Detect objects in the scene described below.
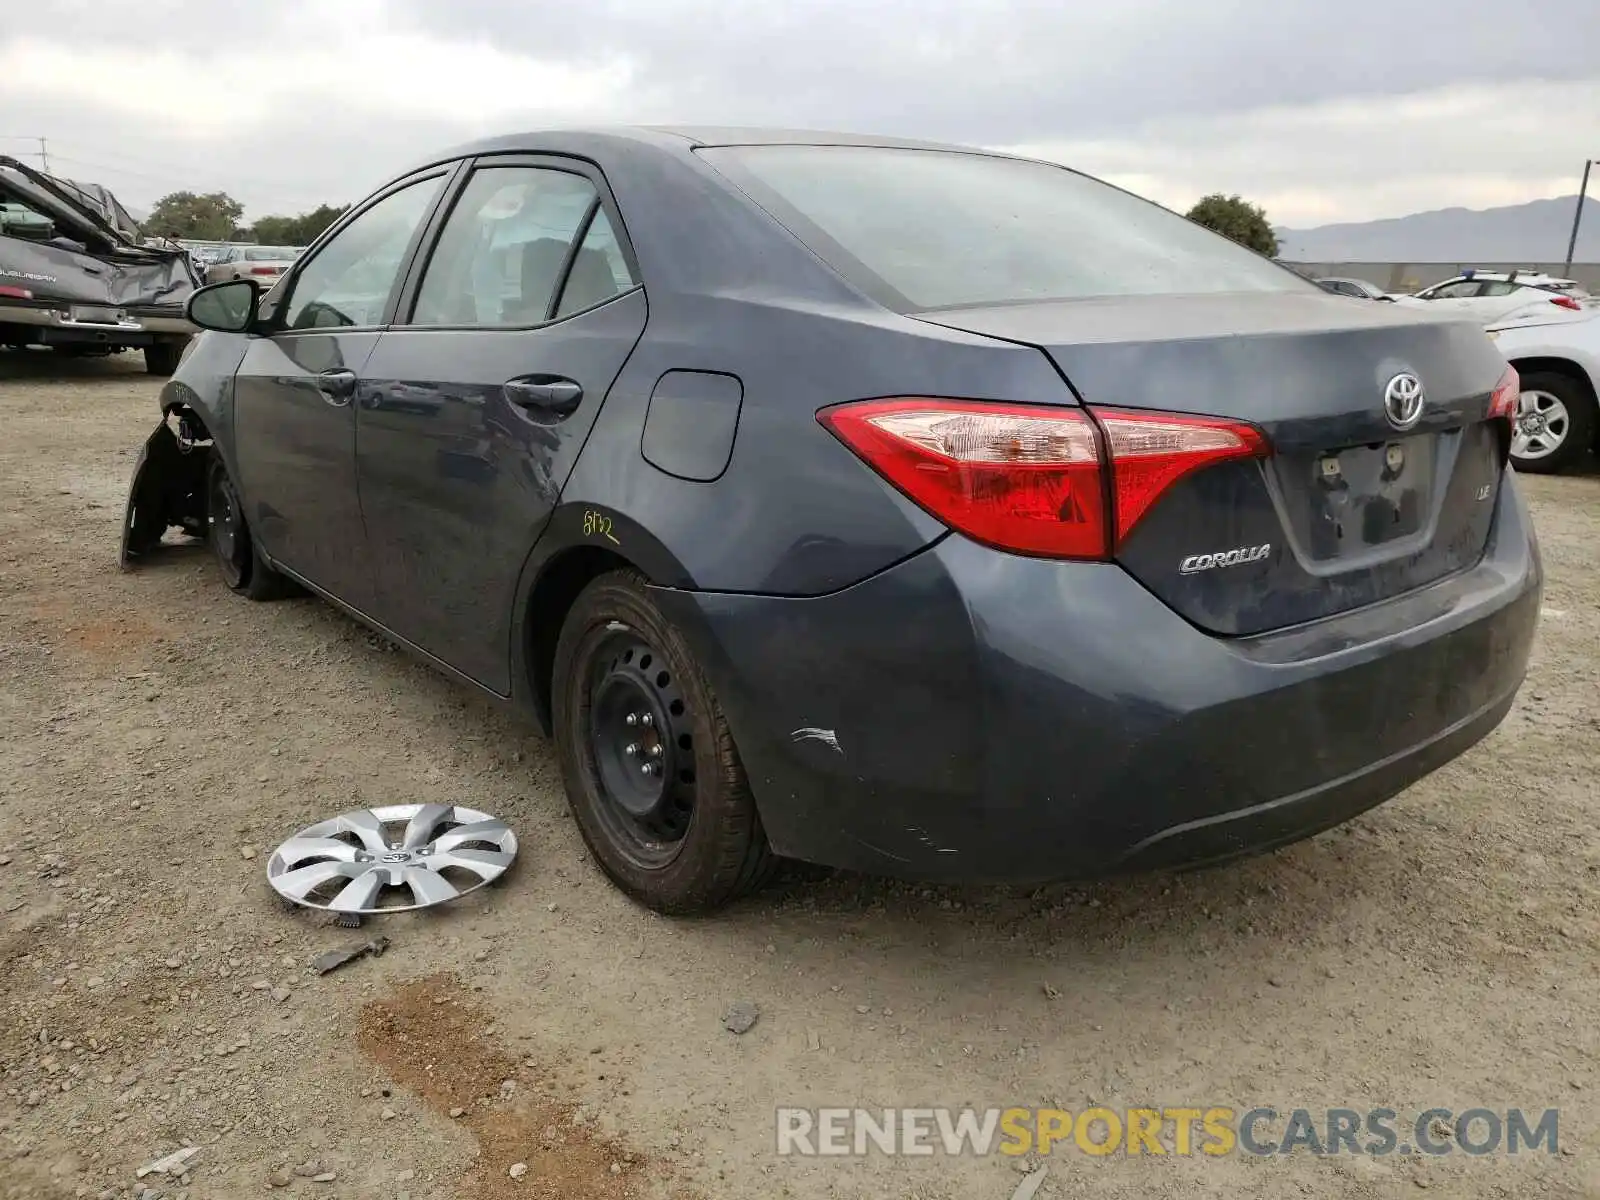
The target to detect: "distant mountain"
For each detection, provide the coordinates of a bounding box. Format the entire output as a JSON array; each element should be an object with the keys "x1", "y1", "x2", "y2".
[{"x1": 1277, "y1": 195, "x2": 1600, "y2": 263}]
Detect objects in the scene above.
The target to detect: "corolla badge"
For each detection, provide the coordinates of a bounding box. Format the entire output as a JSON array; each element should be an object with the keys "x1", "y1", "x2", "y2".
[
  {"x1": 1383, "y1": 372, "x2": 1425, "y2": 430},
  {"x1": 1179, "y1": 543, "x2": 1272, "y2": 574}
]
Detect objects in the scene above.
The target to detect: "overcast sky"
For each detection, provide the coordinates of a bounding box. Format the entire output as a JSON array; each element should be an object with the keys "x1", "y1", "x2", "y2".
[{"x1": 4, "y1": 0, "x2": 1597, "y2": 228}]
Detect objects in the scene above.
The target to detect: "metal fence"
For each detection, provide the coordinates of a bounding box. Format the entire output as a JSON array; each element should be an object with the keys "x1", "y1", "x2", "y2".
[{"x1": 1284, "y1": 261, "x2": 1600, "y2": 294}]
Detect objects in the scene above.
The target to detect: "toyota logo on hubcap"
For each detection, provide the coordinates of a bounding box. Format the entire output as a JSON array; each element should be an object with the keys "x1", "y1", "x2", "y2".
[{"x1": 1383, "y1": 372, "x2": 1425, "y2": 430}]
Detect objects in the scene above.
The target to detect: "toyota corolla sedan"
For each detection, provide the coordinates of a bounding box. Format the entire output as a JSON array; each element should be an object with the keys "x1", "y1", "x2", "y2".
[{"x1": 119, "y1": 128, "x2": 1540, "y2": 914}]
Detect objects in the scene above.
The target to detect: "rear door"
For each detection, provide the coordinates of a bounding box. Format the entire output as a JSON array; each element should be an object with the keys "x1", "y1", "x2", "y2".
[
  {"x1": 355, "y1": 156, "x2": 646, "y2": 691},
  {"x1": 920, "y1": 293, "x2": 1510, "y2": 634},
  {"x1": 233, "y1": 170, "x2": 451, "y2": 610}
]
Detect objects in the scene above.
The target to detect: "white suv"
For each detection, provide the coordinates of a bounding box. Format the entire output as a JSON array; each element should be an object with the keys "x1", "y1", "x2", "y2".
[
  {"x1": 1392, "y1": 270, "x2": 1590, "y2": 324},
  {"x1": 1487, "y1": 305, "x2": 1599, "y2": 472}
]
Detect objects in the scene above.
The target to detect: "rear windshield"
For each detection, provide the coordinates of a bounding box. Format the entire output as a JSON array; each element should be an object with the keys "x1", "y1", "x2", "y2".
[{"x1": 699, "y1": 145, "x2": 1310, "y2": 310}]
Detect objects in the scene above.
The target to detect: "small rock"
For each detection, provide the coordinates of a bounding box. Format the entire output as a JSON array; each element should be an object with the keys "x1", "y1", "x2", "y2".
[
  {"x1": 546, "y1": 902, "x2": 558, "y2": 912},
  {"x1": 394, "y1": 1169, "x2": 415, "y2": 1183},
  {"x1": 240, "y1": 846, "x2": 257, "y2": 861},
  {"x1": 163, "y1": 958, "x2": 181, "y2": 970},
  {"x1": 270, "y1": 987, "x2": 291, "y2": 1004},
  {"x1": 806, "y1": 1030, "x2": 821, "y2": 1051},
  {"x1": 855, "y1": 1005, "x2": 870, "y2": 1014},
  {"x1": 448, "y1": 1106, "x2": 466, "y2": 1118},
  {"x1": 1267, "y1": 977, "x2": 1283, "y2": 988},
  {"x1": 610, "y1": 1162, "x2": 622, "y2": 1174},
  {"x1": 723, "y1": 1000, "x2": 760, "y2": 1035},
  {"x1": 1042, "y1": 982, "x2": 1061, "y2": 1000},
  {"x1": 251, "y1": 980, "x2": 271, "y2": 991},
  {"x1": 311, "y1": 1172, "x2": 336, "y2": 1183},
  {"x1": 267, "y1": 1169, "x2": 292, "y2": 1188},
  {"x1": 294, "y1": 1162, "x2": 323, "y2": 1178},
  {"x1": 508, "y1": 1162, "x2": 529, "y2": 1179},
  {"x1": 380, "y1": 1107, "x2": 397, "y2": 1120}
]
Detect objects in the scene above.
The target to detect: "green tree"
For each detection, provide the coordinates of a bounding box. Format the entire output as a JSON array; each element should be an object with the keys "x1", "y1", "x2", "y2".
[
  {"x1": 144, "y1": 190, "x2": 244, "y2": 241},
  {"x1": 1185, "y1": 193, "x2": 1279, "y2": 257},
  {"x1": 248, "y1": 203, "x2": 349, "y2": 246}
]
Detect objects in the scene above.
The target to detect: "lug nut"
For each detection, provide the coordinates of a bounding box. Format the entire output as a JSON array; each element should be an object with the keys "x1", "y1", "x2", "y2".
[
  {"x1": 641, "y1": 713, "x2": 653, "y2": 727},
  {"x1": 624, "y1": 743, "x2": 639, "y2": 757},
  {"x1": 625, "y1": 713, "x2": 639, "y2": 727},
  {"x1": 649, "y1": 743, "x2": 663, "y2": 757},
  {"x1": 640, "y1": 762, "x2": 657, "y2": 776}
]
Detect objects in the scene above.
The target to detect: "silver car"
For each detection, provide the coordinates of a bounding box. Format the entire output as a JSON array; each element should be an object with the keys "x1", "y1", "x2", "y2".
[{"x1": 204, "y1": 245, "x2": 302, "y2": 287}]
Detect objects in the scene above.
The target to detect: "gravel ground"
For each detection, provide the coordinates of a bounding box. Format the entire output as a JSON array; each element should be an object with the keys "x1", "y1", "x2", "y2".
[{"x1": 1, "y1": 350, "x2": 1597, "y2": 1200}]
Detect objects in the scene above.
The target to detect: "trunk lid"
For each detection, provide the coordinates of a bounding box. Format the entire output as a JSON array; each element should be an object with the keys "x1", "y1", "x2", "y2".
[{"x1": 917, "y1": 292, "x2": 1510, "y2": 635}]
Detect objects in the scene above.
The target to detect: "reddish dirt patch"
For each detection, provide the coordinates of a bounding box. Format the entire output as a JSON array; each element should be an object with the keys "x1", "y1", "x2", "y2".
[
  {"x1": 30, "y1": 596, "x2": 166, "y2": 665},
  {"x1": 359, "y1": 974, "x2": 696, "y2": 1200}
]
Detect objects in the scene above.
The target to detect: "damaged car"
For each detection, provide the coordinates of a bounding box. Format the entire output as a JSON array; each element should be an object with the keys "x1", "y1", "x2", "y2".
[
  {"x1": 1, "y1": 156, "x2": 198, "y2": 374},
  {"x1": 120, "y1": 129, "x2": 1538, "y2": 915}
]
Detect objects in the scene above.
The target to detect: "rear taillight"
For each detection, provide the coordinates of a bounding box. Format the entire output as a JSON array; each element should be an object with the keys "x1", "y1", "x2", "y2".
[
  {"x1": 1093, "y1": 408, "x2": 1268, "y2": 543},
  {"x1": 250, "y1": 266, "x2": 279, "y2": 276},
  {"x1": 819, "y1": 398, "x2": 1268, "y2": 559},
  {"x1": 1487, "y1": 364, "x2": 1520, "y2": 421},
  {"x1": 1551, "y1": 295, "x2": 1582, "y2": 311},
  {"x1": 0, "y1": 285, "x2": 32, "y2": 299}
]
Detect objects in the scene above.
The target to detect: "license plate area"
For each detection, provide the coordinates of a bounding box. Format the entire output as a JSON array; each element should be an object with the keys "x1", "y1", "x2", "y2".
[
  {"x1": 68, "y1": 305, "x2": 128, "y2": 325},
  {"x1": 1273, "y1": 434, "x2": 1438, "y2": 562}
]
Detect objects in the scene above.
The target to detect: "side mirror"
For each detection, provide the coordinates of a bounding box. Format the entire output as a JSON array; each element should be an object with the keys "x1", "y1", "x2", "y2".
[{"x1": 186, "y1": 279, "x2": 259, "y2": 333}]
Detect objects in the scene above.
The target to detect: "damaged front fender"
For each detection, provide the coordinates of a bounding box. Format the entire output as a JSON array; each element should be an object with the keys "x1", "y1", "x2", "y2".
[{"x1": 119, "y1": 411, "x2": 212, "y2": 568}]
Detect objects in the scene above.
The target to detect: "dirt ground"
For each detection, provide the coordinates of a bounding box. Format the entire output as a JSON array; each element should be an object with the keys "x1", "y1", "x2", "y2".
[{"x1": 1, "y1": 350, "x2": 1596, "y2": 1200}]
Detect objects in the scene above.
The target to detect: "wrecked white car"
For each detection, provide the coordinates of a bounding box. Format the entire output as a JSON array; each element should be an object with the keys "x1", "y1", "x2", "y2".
[{"x1": 0, "y1": 156, "x2": 199, "y2": 374}]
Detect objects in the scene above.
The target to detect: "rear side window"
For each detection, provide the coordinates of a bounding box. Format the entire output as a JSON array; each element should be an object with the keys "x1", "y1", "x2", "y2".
[
  {"x1": 411, "y1": 166, "x2": 632, "y2": 327},
  {"x1": 699, "y1": 145, "x2": 1310, "y2": 310}
]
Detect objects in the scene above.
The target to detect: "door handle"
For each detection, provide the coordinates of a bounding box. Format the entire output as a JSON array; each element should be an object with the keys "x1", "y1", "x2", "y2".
[
  {"x1": 316, "y1": 368, "x2": 358, "y2": 406},
  {"x1": 504, "y1": 376, "x2": 583, "y2": 418}
]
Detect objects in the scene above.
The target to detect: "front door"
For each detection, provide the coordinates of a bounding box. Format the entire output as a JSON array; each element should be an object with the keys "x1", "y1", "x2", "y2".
[
  {"x1": 356, "y1": 160, "x2": 647, "y2": 691},
  {"x1": 232, "y1": 172, "x2": 449, "y2": 612}
]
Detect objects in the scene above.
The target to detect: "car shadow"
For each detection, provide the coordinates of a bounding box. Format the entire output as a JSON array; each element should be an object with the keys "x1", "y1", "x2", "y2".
[{"x1": 0, "y1": 347, "x2": 151, "y2": 382}]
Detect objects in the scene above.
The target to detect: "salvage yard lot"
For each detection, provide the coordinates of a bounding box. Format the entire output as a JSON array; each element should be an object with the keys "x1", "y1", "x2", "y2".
[{"x1": 1, "y1": 351, "x2": 1597, "y2": 1200}]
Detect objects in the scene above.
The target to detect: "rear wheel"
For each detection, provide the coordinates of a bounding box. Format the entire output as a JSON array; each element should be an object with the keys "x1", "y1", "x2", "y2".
[
  {"x1": 144, "y1": 339, "x2": 185, "y2": 376},
  {"x1": 206, "y1": 456, "x2": 296, "y2": 600},
  {"x1": 1510, "y1": 370, "x2": 1595, "y2": 473},
  {"x1": 552, "y1": 570, "x2": 776, "y2": 914}
]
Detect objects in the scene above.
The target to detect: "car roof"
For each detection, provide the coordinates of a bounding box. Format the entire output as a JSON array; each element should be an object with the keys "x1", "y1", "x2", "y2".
[{"x1": 420, "y1": 125, "x2": 1005, "y2": 172}]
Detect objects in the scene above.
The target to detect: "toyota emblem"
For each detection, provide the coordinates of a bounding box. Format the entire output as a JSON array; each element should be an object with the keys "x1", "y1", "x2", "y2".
[{"x1": 1383, "y1": 372, "x2": 1425, "y2": 430}]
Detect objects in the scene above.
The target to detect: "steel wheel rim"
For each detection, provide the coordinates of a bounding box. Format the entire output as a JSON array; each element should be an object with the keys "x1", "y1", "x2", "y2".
[
  {"x1": 267, "y1": 803, "x2": 517, "y2": 913},
  {"x1": 1511, "y1": 389, "x2": 1570, "y2": 460},
  {"x1": 208, "y1": 469, "x2": 247, "y2": 586},
  {"x1": 583, "y1": 628, "x2": 696, "y2": 868}
]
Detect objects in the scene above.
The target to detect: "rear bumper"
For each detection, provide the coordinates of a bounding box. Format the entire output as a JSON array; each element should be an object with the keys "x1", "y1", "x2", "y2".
[
  {"x1": 653, "y1": 468, "x2": 1541, "y2": 883},
  {"x1": 0, "y1": 300, "x2": 193, "y2": 344}
]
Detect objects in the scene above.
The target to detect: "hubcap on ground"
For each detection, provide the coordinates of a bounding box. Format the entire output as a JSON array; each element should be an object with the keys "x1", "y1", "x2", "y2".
[
  {"x1": 267, "y1": 803, "x2": 518, "y2": 913},
  {"x1": 586, "y1": 629, "x2": 696, "y2": 859},
  {"x1": 1512, "y1": 389, "x2": 1570, "y2": 460}
]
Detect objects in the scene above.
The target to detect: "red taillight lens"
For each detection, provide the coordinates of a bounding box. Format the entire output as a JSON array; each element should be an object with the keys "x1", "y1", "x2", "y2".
[
  {"x1": 1551, "y1": 295, "x2": 1582, "y2": 311},
  {"x1": 819, "y1": 398, "x2": 1269, "y2": 559},
  {"x1": 1487, "y1": 364, "x2": 1520, "y2": 421},
  {"x1": 250, "y1": 266, "x2": 279, "y2": 276},
  {"x1": 819, "y1": 399, "x2": 1107, "y2": 558},
  {"x1": 0, "y1": 285, "x2": 33, "y2": 299},
  {"x1": 1094, "y1": 408, "x2": 1269, "y2": 543}
]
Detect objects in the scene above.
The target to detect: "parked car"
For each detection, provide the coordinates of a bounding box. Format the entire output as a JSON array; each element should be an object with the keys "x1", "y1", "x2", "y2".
[
  {"x1": 1486, "y1": 305, "x2": 1600, "y2": 472},
  {"x1": 119, "y1": 128, "x2": 1539, "y2": 914},
  {"x1": 1315, "y1": 276, "x2": 1391, "y2": 301},
  {"x1": 1391, "y1": 269, "x2": 1591, "y2": 324},
  {"x1": 204, "y1": 245, "x2": 302, "y2": 286},
  {"x1": 0, "y1": 155, "x2": 198, "y2": 374}
]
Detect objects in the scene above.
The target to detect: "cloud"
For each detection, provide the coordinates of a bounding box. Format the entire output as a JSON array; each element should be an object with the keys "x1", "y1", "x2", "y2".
[{"x1": 2, "y1": 0, "x2": 1596, "y2": 228}]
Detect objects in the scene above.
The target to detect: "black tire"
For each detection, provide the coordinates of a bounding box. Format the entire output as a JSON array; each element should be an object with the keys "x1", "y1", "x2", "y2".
[
  {"x1": 144, "y1": 340, "x2": 184, "y2": 376},
  {"x1": 205, "y1": 456, "x2": 296, "y2": 600},
  {"x1": 1509, "y1": 370, "x2": 1596, "y2": 474},
  {"x1": 552, "y1": 570, "x2": 777, "y2": 914}
]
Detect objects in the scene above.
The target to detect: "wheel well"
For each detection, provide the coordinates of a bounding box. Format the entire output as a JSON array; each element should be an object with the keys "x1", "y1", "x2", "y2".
[
  {"x1": 1507, "y1": 357, "x2": 1600, "y2": 445},
  {"x1": 526, "y1": 545, "x2": 635, "y2": 733}
]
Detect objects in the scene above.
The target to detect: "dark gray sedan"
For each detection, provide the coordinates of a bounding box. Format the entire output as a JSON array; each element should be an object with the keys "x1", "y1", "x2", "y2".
[{"x1": 120, "y1": 128, "x2": 1539, "y2": 913}]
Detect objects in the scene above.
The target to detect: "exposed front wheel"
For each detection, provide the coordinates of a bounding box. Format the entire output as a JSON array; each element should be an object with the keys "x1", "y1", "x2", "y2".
[
  {"x1": 552, "y1": 570, "x2": 776, "y2": 914},
  {"x1": 206, "y1": 457, "x2": 296, "y2": 600},
  {"x1": 1509, "y1": 370, "x2": 1596, "y2": 474}
]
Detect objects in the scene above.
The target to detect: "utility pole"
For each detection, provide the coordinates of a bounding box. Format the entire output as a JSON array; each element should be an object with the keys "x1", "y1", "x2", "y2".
[
  {"x1": 37, "y1": 136, "x2": 49, "y2": 174},
  {"x1": 1564, "y1": 159, "x2": 1593, "y2": 274}
]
